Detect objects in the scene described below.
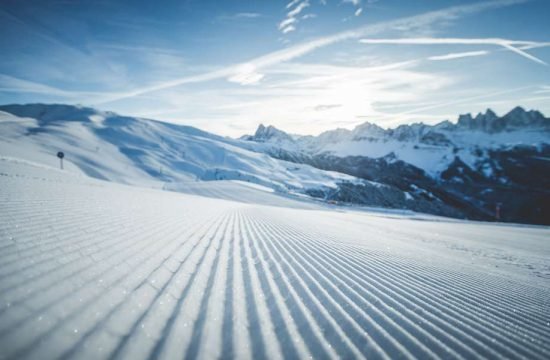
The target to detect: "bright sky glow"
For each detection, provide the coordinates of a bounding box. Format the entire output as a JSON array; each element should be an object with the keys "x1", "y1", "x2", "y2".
[{"x1": 0, "y1": 0, "x2": 549, "y2": 136}]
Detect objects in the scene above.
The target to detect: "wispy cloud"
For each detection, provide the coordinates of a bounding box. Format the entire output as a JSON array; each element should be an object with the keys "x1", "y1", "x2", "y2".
[
  {"x1": 0, "y1": 74, "x2": 106, "y2": 99},
  {"x1": 218, "y1": 12, "x2": 263, "y2": 21},
  {"x1": 96, "y1": 0, "x2": 529, "y2": 104},
  {"x1": 314, "y1": 104, "x2": 343, "y2": 111},
  {"x1": 279, "y1": 0, "x2": 310, "y2": 34},
  {"x1": 234, "y1": 12, "x2": 262, "y2": 18},
  {"x1": 428, "y1": 50, "x2": 490, "y2": 61},
  {"x1": 343, "y1": 0, "x2": 378, "y2": 17},
  {"x1": 500, "y1": 43, "x2": 547, "y2": 65},
  {"x1": 151, "y1": 60, "x2": 454, "y2": 135},
  {"x1": 287, "y1": 0, "x2": 301, "y2": 9},
  {"x1": 360, "y1": 37, "x2": 548, "y2": 65},
  {"x1": 534, "y1": 85, "x2": 550, "y2": 94},
  {"x1": 0, "y1": 7, "x2": 129, "y2": 86},
  {"x1": 227, "y1": 64, "x2": 265, "y2": 85},
  {"x1": 369, "y1": 85, "x2": 537, "y2": 126}
]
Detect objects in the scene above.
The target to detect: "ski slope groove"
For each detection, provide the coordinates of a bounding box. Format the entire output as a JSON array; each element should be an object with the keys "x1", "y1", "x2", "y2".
[{"x1": 0, "y1": 159, "x2": 549, "y2": 359}]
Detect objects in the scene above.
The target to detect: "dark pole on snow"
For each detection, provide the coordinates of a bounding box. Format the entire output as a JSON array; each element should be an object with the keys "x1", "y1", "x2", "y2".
[{"x1": 57, "y1": 151, "x2": 64, "y2": 170}]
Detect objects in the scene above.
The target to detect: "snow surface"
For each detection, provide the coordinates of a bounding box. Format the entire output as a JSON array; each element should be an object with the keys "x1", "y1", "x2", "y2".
[{"x1": 1, "y1": 157, "x2": 549, "y2": 359}]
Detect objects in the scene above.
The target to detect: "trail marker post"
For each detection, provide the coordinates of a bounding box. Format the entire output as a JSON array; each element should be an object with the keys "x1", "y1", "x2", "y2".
[
  {"x1": 57, "y1": 151, "x2": 64, "y2": 170},
  {"x1": 495, "y1": 203, "x2": 501, "y2": 221}
]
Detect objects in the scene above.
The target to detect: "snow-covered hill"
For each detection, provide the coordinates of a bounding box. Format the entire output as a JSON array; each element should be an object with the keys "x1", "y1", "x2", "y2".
[
  {"x1": 0, "y1": 104, "x2": 365, "y2": 196},
  {"x1": 1, "y1": 155, "x2": 549, "y2": 359}
]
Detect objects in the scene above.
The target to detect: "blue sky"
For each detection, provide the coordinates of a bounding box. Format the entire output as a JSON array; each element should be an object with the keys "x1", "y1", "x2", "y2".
[{"x1": 1, "y1": 0, "x2": 549, "y2": 136}]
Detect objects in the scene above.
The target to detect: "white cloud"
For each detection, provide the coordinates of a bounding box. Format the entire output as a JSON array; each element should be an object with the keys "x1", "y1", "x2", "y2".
[
  {"x1": 282, "y1": 25, "x2": 296, "y2": 34},
  {"x1": 360, "y1": 37, "x2": 548, "y2": 65},
  {"x1": 0, "y1": 74, "x2": 106, "y2": 100},
  {"x1": 500, "y1": 43, "x2": 547, "y2": 65},
  {"x1": 287, "y1": 0, "x2": 301, "y2": 9},
  {"x1": 354, "y1": 8, "x2": 363, "y2": 16},
  {"x1": 534, "y1": 85, "x2": 550, "y2": 94},
  {"x1": 302, "y1": 14, "x2": 317, "y2": 20},
  {"x1": 279, "y1": 17, "x2": 297, "y2": 30},
  {"x1": 234, "y1": 12, "x2": 262, "y2": 18},
  {"x1": 95, "y1": 0, "x2": 529, "y2": 105},
  {"x1": 428, "y1": 50, "x2": 490, "y2": 61},
  {"x1": 227, "y1": 64, "x2": 265, "y2": 85},
  {"x1": 165, "y1": 61, "x2": 455, "y2": 135},
  {"x1": 288, "y1": 1, "x2": 310, "y2": 17},
  {"x1": 343, "y1": 0, "x2": 361, "y2": 6},
  {"x1": 279, "y1": 1, "x2": 310, "y2": 34},
  {"x1": 373, "y1": 85, "x2": 536, "y2": 127}
]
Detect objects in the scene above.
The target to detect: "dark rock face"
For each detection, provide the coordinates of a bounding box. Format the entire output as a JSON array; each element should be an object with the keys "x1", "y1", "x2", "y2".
[{"x1": 442, "y1": 145, "x2": 550, "y2": 225}]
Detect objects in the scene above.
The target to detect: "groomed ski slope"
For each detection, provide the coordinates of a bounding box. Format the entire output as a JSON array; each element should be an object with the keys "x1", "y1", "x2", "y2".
[{"x1": 1, "y1": 158, "x2": 549, "y2": 360}]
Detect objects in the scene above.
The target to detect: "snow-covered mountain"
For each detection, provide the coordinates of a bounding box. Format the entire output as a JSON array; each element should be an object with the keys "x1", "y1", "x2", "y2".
[
  {"x1": 243, "y1": 107, "x2": 549, "y2": 176},
  {"x1": 242, "y1": 107, "x2": 550, "y2": 225},
  {"x1": 0, "y1": 104, "x2": 374, "y2": 197}
]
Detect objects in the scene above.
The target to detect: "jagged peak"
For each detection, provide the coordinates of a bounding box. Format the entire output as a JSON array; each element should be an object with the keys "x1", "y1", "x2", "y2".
[
  {"x1": 250, "y1": 123, "x2": 294, "y2": 143},
  {"x1": 474, "y1": 108, "x2": 498, "y2": 121},
  {"x1": 457, "y1": 113, "x2": 473, "y2": 123},
  {"x1": 506, "y1": 106, "x2": 527, "y2": 116},
  {"x1": 353, "y1": 121, "x2": 384, "y2": 131},
  {"x1": 351, "y1": 121, "x2": 386, "y2": 138},
  {"x1": 254, "y1": 123, "x2": 267, "y2": 136},
  {"x1": 503, "y1": 106, "x2": 545, "y2": 121},
  {"x1": 254, "y1": 123, "x2": 285, "y2": 135},
  {"x1": 242, "y1": 106, "x2": 547, "y2": 143}
]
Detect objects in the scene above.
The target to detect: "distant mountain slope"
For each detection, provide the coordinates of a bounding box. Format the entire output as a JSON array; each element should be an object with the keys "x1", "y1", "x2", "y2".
[{"x1": 241, "y1": 107, "x2": 550, "y2": 225}]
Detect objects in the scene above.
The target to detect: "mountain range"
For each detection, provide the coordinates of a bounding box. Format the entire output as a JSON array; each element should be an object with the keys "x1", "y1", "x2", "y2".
[
  {"x1": 241, "y1": 106, "x2": 550, "y2": 224},
  {"x1": 1, "y1": 103, "x2": 548, "y2": 224}
]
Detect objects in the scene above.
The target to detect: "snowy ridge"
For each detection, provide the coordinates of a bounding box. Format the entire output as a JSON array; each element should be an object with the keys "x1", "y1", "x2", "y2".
[
  {"x1": 0, "y1": 160, "x2": 549, "y2": 359},
  {"x1": 0, "y1": 104, "x2": 365, "y2": 195}
]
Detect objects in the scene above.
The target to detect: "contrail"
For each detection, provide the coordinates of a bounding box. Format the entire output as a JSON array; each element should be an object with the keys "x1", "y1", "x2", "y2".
[{"x1": 360, "y1": 37, "x2": 548, "y2": 65}]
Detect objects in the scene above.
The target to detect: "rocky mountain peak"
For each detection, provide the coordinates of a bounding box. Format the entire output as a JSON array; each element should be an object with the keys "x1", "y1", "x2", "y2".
[
  {"x1": 351, "y1": 121, "x2": 386, "y2": 139},
  {"x1": 474, "y1": 109, "x2": 498, "y2": 123},
  {"x1": 455, "y1": 107, "x2": 548, "y2": 133},
  {"x1": 250, "y1": 123, "x2": 294, "y2": 143}
]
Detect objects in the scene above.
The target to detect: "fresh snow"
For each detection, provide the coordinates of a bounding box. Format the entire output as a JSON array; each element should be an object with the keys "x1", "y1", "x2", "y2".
[{"x1": 1, "y1": 156, "x2": 549, "y2": 359}]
